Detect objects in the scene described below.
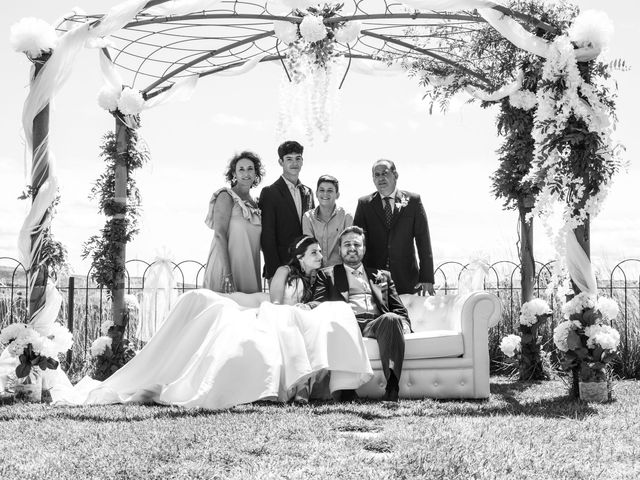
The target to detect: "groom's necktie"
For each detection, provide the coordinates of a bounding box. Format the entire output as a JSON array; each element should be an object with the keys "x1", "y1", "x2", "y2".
[{"x1": 383, "y1": 196, "x2": 393, "y2": 228}]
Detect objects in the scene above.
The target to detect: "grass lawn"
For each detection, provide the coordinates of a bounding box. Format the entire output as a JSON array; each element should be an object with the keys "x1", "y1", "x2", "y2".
[{"x1": 0, "y1": 377, "x2": 638, "y2": 480}]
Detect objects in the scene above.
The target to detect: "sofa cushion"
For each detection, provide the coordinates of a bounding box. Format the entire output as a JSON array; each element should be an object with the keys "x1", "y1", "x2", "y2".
[
  {"x1": 400, "y1": 294, "x2": 461, "y2": 332},
  {"x1": 364, "y1": 329, "x2": 463, "y2": 361}
]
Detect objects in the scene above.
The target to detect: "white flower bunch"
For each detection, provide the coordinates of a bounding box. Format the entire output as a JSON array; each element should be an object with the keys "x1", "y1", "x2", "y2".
[
  {"x1": 90, "y1": 336, "x2": 113, "y2": 358},
  {"x1": 117, "y1": 87, "x2": 146, "y2": 115},
  {"x1": 0, "y1": 323, "x2": 28, "y2": 346},
  {"x1": 274, "y1": 20, "x2": 298, "y2": 45},
  {"x1": 334, "y1": 21, "x2": 361, "y2": 45},
  {"x1": 568, "y1": 9, "x2": 614, "y2": 51},
  {"x1": 499, "y1": 334, "x2": 521, "y2": 358},
  {"x1": 585, "y1": 324, "x2": 620, "y2": 351},
  {"x1": 7, "y1": 326, "x2": 44, "y2": 356},
  {"x1": 10, "y1": 17, "x2": 58, "y2": 58},
  {"x1": 29, "y1": 335, "x2": 58, "y2": 359},
  {"x1": 125, "y1": 294, "x2": 140, "y2": 310},
  {"x1": 561, "y1": 292, "x2": 596, "y2": 318},
  {"x1": 97, "y1": 86, "x2": 121, "y2": 112},
  {"x1": 48, "y1": 323, "x2": 73, "y2": 354},
  {"x1": 595, "y1": 297, "x2": 619, "y2": 321},
  {"x1": 519, "y1": 298, "x2": 552, "y2": 327},
  {"x1": 300, "y1": 14, "x2": 327, "y2": 43},
  {"x1": 553, "y1": 320, "x2": 581, "y2": 352},
  {"x1": 100, "y1": 320, "x2": 115, "y2": 335},
  {"x1": 509, "y1": 90, "x2": 537, "y2": 111}
]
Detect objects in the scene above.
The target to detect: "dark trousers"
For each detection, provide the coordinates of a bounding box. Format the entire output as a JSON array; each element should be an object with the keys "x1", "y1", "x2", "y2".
[{"x1": 356, "y1": 312, "x2": 405, "y2": 390}]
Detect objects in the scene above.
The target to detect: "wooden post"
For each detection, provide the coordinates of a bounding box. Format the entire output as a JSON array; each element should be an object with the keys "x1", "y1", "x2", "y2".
[
  {"x1": 29, "y1": 55, "x2": 52, "y2": 319},
  {"x1": 112, "y1": 114, "x2": 130, "y2": 327},
  {"x1": 518, "y1": 195, "x2": 545, "y2": 380}
]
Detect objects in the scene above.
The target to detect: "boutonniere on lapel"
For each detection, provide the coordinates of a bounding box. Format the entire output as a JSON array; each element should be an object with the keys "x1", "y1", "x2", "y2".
[
  {"x1": 372, "y1": 271, "x2": 388, "y2": 291},
  {"x1": 396, "y1": 192, "x2": 409, "y2": 212}
]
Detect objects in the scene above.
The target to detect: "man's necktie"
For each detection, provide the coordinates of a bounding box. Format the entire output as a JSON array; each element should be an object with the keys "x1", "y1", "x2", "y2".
[{"x1": 383, "y1": 196, "x2": 393, "y2": 228}]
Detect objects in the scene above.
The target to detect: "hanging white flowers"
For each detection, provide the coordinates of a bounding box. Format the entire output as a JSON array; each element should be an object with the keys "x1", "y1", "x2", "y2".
[
  {"x1": 273, "y1": 20, "x2": 299, "y2": 45},
  {"x1": 117, "y1": 87, "x2": 146, "y2": 115},
  {"x1": 300, "y1": 14, "x2": 327, "y2": 43},
  {"x1": 334, "y1": 20, "x2": 362, "y2": 44},
  {"x1": 10, "y1": 17, "x2": 58, "y2": 59}
]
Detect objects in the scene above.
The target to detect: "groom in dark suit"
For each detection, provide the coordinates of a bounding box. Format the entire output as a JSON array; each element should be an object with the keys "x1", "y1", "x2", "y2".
[
  {"x1": 259, "y1": 140, "x2": 315, "y2": 280},
  {"x1": 313, "y1": 226, "x2": 410, "y2": 402},
  {"x1": 354, "y1": 159, "x2": 435, "y2": 295}
]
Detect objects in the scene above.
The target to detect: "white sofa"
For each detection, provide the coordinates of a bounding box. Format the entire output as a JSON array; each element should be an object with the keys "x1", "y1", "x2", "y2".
[{"x1": 356, "y1": 292, "x2": 501, "y2": 400}]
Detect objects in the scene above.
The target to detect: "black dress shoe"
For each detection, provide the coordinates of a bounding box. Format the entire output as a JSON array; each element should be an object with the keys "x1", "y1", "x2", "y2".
[
  {"x1": 334, "y1": 389, "x2": 359, "y2": 402},
  {"x1": 382, "y1": 388, "x2": 399, "y2": 402}
]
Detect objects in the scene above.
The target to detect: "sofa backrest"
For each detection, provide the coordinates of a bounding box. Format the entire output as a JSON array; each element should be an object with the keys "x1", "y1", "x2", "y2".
[{"x1": 400, "y1": 294, "x2": 463, "y2": 332}]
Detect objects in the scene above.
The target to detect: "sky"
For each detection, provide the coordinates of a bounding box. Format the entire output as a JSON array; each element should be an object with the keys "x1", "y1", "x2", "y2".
[{"x1": 0, "y1": 0, "x2": 638, "y2": 279}]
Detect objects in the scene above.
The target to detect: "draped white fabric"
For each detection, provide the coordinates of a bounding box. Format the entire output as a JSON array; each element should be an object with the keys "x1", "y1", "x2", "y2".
[
  {"x1": 139, "y1": 260, "x2": 178, "y2": 342},
  {"x1": 464, "y1": 70, "x2": 523, "y2": 101},
  {"x1": 565, "y1": 230, "x2": 598, "y2": 295},
  {"x1": 143, "y1": 75, "x2": 199, "y2": 109},
  {"x1": 90, "y1": 0, "x2": 149, "y2": 38}
]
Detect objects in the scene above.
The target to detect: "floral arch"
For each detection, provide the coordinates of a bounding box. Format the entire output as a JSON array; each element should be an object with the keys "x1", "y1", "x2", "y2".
[{"x1": 9, "y1": 0, "x2": 623, "y2": 395}]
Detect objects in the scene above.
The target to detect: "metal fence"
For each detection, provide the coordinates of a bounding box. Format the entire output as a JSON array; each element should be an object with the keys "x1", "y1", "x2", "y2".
[{"x1": 1, "y1": 256, "x2": 639, "y2": 377}]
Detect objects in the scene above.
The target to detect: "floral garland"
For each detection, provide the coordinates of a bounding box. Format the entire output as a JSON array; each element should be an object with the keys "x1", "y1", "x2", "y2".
[
  {"x1": 82, "y1": 128, "x2": 148, "y2": 293},
  {"x1": 274, "y1": 3, "x2": 361, "y2": 142}
]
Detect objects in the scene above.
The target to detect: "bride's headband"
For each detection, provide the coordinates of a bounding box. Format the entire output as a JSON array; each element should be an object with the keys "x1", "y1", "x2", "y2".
[{"x1": 295, "y1": 236, "x2": 311, "y2": 250}]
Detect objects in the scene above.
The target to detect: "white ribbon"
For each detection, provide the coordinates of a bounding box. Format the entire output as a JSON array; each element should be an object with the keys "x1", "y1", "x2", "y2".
[
  {"x1": 464, "y1": 69, "x2": 523, "y2": 101},
  {"x1": 565, "y1": 230, "x2": 597, "y2": 295}
]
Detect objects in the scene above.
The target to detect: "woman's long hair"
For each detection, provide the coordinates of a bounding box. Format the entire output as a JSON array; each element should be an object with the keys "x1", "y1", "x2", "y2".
[{"x1": 286, "y1": 235, "x2": 320, "y2": 303}]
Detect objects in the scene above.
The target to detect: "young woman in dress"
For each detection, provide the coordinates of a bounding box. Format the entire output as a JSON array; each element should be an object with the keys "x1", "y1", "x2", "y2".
[{"x1": 203, "y1": 151, "x2": 264, "y2": 293}]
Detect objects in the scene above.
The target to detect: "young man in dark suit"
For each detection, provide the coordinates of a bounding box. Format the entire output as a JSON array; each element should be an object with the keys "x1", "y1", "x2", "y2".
[
  {"x1": 353, "y1": 159, "x2": 435, "y2": 295},
  {"x1": 259, "y1": 140, "x2": 315, "y2": 280},
  {"x1": 312, "y1": 226, "x2": 410, "y2": 402}
]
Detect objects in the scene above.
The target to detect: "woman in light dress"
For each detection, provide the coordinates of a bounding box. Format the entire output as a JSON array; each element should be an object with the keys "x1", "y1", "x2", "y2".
[
  {"x1": 57, "y1": 238, "x2": 373, "y2": 409},
  {"x1": 203, "y1": 151, "x2": 264, "y2": 293}
]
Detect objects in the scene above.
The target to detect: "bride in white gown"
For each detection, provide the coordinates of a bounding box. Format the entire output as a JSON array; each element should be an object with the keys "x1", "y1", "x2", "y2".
[{"x1": 57, "y1": 236, "x2": 373, "y2": 409}]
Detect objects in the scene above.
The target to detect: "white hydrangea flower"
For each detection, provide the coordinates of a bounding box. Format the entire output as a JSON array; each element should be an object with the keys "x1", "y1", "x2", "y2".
[
  {"x1": 117, "y1": 87, "x2": 145, "y2": 115},
  {"x1": 0, "y1": 323, "x2": 28, "y2": 346},
  {"x1": 273, "y1": 20, "x2": 298, "y2": 45},
  {"x1": 299, "y1": 14, "x2": 327, "y2": 43},
  {"x1": 499, "y1": 334, "x2": 521, "y2": 358},
  {"x1": 519, "y1": 298, "x2": 552, "y2": 326},
  {"x1": 100, "y1": 320, "x2": 115, "y2": 335},
  {"x1": 568, "y1": 9, "x2": 614, "y2": 51},
  {"x1": 509, "y1": 90, "x2": 538, "y2": 111},
  {"x1": 595, "y1": 297, "x2": 619, "y2": 320},
  {"x1": 7, "y1": 327, "x2": 41, "y2": 356},
  {"x1": 97, "y1": 85, "x2": 121, "y2": 112},
  {"x1": 334, "y1": 21, "x2": 361, "y2": 44},
  {"x1": 10, "y1": 17, "x2": 58, "y2": 58},
  {"x1": 553, "y1": 320, "x2": 580, "y2": 353},
  {"x1": 90, "y1": 336, "x2": 113, "y2": 358},
  {"x1": 30, "y1": 335, "x2": 58, "y2": 358},
  {"x1": 48, "y1": 323, "x2": 73, "y2": 354},
  {"x1": 561, "y1": 292, "x2": 596, "y2": 318},
  {"x1": 585, "y1": 324, "x2": 620, "y2": 351}
]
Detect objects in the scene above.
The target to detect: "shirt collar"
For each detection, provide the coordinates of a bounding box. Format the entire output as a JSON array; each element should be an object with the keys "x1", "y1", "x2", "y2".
[
  {"x1": 344, "y1": 263, "x2": 365, "y2": 276},
  {"x1": 378, "y1": 188, "x2": 398, "y2": 200},
  {"x1": 282, "y1": 175, "x2": 300, "y2": 189}
]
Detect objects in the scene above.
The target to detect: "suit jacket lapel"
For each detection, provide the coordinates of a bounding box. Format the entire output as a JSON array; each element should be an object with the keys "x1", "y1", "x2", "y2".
[
  {"x1": 334, "y1": 264, "x2": 350, "y2": 302},
  {"x1": 275, "y1": 177, "x2": 300, "y2": 223},
  {"x1": 389, "y1": 190, "x2": 407, "y2": 229},
  {"x1": 370, "y1": 192, "x2": 388, "y2": 229}
]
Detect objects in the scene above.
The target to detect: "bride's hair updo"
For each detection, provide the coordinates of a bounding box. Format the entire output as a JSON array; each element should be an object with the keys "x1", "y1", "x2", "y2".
[
  {"x1": 224, "y1": 151, "x2": 265, "y2": 187},
  {"x1": 286, "y1": 235, "x2": 320, "y2": 303}
]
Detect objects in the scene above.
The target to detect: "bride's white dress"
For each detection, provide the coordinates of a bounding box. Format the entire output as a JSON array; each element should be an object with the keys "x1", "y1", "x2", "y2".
[{"x1": 55, "y1": 282, "x2": 373, "y2": 409}]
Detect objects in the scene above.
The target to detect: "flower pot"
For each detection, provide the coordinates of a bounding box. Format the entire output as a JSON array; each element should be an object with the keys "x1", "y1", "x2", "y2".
[
  {"x1": 578, "y1": 381, "x2": 610, "y2": 403},
  {"x1": 13, "y1": 370, "x2": 43, "y2": 403}
]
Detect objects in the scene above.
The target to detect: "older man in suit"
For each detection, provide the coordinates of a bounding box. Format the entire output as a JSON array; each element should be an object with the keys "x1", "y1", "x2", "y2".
[
  {"x1": 313, "y1": 226, "x2": 409, "y2": 402},
  {"x1": 353, "y1": 159, "x2": 435, "y2": 295},
  {"x1": 259, "y1": 140, "x2": 315, "y2": 280}
]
